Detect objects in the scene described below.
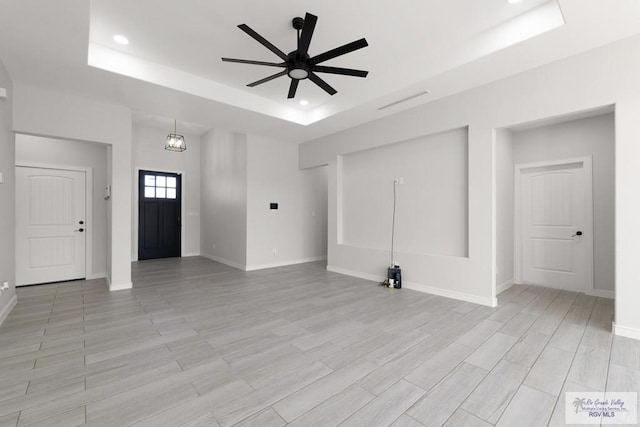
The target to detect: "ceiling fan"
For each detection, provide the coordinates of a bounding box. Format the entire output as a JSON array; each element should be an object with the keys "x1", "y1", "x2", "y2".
[{"x1": 222, "y1": 12, "x2": 369, "y2": 99}]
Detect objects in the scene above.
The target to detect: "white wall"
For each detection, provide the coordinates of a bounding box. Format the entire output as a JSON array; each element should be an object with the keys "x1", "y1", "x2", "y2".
[
  {"x1": 246, "y1": 134, "x2": 327, "y2": 269},
  {"x1": 341, "y1": 128, "x2": 468, "y2": 258},
  {"x1": 132, "y1": 125, "x2": 201, "y2": 260},
  {"x1": 300, "y1": 33, "x2": 640, "y2": 335},
  {"x1": 0, "y1": 59, "x2": 16, "y2": 324},
  {"x1": 15, "y1": 134, "x2": 109, "y2": 279},
  {"x1": 496, "y1": 129, "x2": 515, "y2": 292},
  {"x1": 512, "y1": 113, "x2": 615, "y2": 294},
  {"x1": 200, "y1": 129, "x2": 247, "y2": 269},
  {"x1": 13, "y1": 84, "x2": 133, "y2": 290}
]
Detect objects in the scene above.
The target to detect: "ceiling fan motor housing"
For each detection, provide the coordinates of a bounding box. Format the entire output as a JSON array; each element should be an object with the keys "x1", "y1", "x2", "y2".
[{"x1": 288, "y1": 52, "x2": 310, "y2": 79}]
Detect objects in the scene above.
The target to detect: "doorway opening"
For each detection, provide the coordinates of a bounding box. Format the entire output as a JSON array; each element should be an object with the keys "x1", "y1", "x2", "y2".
[
  {"x1": 495, "y1": 109, "x2": 615, "y2": 299},
  {"x1": 138, "y1": 170, "x2": 182, "y2": 260}
]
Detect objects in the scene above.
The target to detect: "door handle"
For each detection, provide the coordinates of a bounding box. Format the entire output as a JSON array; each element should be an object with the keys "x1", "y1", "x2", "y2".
[
  {"x1": 74, "y1": 228, "x2": 84, "y2": 232},
  {"x1": 572, "y1": 231, "x2": 583, "y2": 237}
]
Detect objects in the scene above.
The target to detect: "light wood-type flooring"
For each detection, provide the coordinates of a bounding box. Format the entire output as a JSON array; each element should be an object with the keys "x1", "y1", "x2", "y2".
[{"x1": 0, "y1": 257, "x2": 638, "y2": 426}]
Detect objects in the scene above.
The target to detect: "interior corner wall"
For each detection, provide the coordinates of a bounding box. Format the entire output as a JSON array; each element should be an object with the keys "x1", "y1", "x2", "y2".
[
  {"x1": 0, "y1": 59, "x2": 16, "y2": 324},
  {"x1": 245, "y1": 134, "x2": 327, "y2": 270},
  {"x1": 512, "y1": 113, "x2": 615, "y2": 294},
  {"x1": 15, "y1": 134, "x2": 109, "y2": 279},
  {"x1": 495, "y1": 129, "x2": 515, "y2": 292},
  {"x1": 12, "y1": 84, "x2": 132, "y2": 290},
  {"x1": 200, "y1": 129, "x2": 247, "y2": 269},
  {"x1": 132, "y1": 125, "x2": 201, "y2": 260},
  {"x1": 300, "y1": 35, "x2": 640, "y2": 318}
]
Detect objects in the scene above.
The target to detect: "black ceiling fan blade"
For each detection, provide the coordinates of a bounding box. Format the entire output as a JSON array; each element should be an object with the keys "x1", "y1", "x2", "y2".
[
  {"x1": 298, "y1": 13, "x2": 318, "y2": 56},
  {"x1": 247, "y1": 70, "x2": 288, "y2": 87},
  {"x1": 221, "y1": 58, "x2": 287, "y2": 68},
  {"x1": 310, "y1": 38, "x2": 368, "y2": 65},
  {"x1": 308, "y1": 72, "x2": 337, "y2": 95},
  {"x1": 312, "y1": 65, "x2": 368, "y2": 78},
  {"x1": 238, "y1": 24, "x2": 288, "y2": 61},
  {"x1": 287, "y1": 79, "x2": 300, "y2": 99}
]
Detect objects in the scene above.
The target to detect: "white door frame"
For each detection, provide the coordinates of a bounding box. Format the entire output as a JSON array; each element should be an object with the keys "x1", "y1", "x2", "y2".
[
  {"x1": 133, "y1": 166, "x2": 188, "y2": 261},
  {"x1": 15, "y1": 162, "x2": 95, "y2": 281},
  {"x1": 514, "y1": 156, "x2": 594, "y2": 291}
]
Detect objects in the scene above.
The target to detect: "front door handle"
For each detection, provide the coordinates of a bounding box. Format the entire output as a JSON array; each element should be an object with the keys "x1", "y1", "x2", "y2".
[
  {"x1": 74, "y1": 228, "x2": 84, "y2": 232},
  {"x1": 572, "y1": 231, "x2": 583, "y2": 237}
]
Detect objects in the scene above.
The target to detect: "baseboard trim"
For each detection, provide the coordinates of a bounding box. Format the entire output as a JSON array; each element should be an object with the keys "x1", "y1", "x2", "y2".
[
  {"x1": 109, "y1": 281, "x2": 133, "y2": 291},
  {"x1": 0, "y1": 295, "x2": 18, "y2": 326},
  {"x1": 87, "y1": 272, "x2": 107, "y2": 280},
  {"x1": 613, "y1": 322, "x2": 640, "y2": 341},
  {"x1": 182, "y1": 252, "x2": 201, "y2": 257},
  {"x1": 326, "y1": 265, "x2": 380, "y2": 282},
  {"x1": 246, "y1": 256, "x2": 327, "y2": 272},
  {"x1": 200, "y1": 253, "x2": 246, "y2": 271},
  {"x1": 497, "y1": 279, "x2": 515, "y2": 295},
  {"x1": 327, "y1": 265, "x2": 497, "y2": 307},
  {"x1": 585, "y1": 289, "x2": 615, "y2": 299}
]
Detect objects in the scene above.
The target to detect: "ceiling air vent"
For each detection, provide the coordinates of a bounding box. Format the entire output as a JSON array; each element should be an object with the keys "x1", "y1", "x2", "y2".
[{"x1": 378, "y1": 90, "x2": 430, "y2": 111}]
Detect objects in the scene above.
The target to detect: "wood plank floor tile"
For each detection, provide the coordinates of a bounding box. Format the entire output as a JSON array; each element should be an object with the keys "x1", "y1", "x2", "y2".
[
  {"x1": 233, "y1": 408, "x2": 285, "y2": 427},
  {"x1": 288, "y1": 384, "x2": 375, "y2": 427},
  {"x1": 610, "y1": 335, "x2": 640, "y2": 372},
  {"x1": 0, "y1": 258, "x2": 631, "y2": 427},
  {"x1": 443, "y1": 409, "x2": 492, "y2": 427},
  {"x1": 390, "y1": 414, "x2": 426, "y2": 427},
  {"x1": 408, "y1": 363, "x2": 487, "y2": 427},
  {"x1": 461, "y1": 359, "x2": 529, "y2": 423},
  {"x1": 272, "y1": 359, "x2": 376, "y2": 422},
  {"x1": 340, "y1": 380, "x2": 425, "y2": 427},
  {"x1": 132, "y1": 380, "x2": 252, "y2": 427},
  {"x1": 495, "y1": 385, "x2": 555, "y2": 427},
  {"x1": 464, "y1": 332, "x2": 518, "y2": 371},
  {"x1": 524, "y1": 345, "x2": 574, "y2": 396}
]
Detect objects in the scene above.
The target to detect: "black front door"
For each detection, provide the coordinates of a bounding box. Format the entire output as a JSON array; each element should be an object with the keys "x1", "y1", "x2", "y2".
[{"x1": 138, "y1": 170, "x2": 181, "y2": 260}]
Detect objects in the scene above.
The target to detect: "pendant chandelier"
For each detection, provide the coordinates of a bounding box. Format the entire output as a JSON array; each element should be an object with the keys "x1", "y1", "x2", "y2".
[{"x1": 165, "y1": 119, "x2": 186, "y2": 152}]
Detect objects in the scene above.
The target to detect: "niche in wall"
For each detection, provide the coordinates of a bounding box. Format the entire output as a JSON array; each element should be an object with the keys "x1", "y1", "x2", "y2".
[{"x1": 340, "y1": 126, "x2": 469, "y2": 257}]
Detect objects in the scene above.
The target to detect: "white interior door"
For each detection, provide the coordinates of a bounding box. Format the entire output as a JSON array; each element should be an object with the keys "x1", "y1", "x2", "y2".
[
  {"x1": 16, "y1": 167, "x2": 86, "y2": 286},
  {"x1": 518, "y1": 160, "x2": 593, "y2": 291}
]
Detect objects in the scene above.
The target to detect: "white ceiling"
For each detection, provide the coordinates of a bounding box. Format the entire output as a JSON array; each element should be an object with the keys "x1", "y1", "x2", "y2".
[{"x1": 1, "y1": 0, "x2": 640, "y2": 143}]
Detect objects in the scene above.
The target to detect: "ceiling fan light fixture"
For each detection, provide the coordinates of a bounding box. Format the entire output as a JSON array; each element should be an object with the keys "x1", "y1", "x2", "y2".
[
  {"x1": 288, "y1": 68, "x2": 309, "y2": 80},
  {"x1": 288, "y1": 59, "x2": 310, "y2": 80}
]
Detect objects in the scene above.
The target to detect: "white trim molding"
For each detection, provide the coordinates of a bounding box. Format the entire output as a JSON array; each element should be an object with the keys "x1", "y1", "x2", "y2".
[
  {"x1": 585, "y1": 289, "x2": 615, "y2": 299},
  {"x1": 108, "y1": 281, "x2": 133, "y2": 291},
  {"x1": 613, "y1": 322, "x2": 640, "y2": 341},
  {"x1": 327, "y1": 265, "x2": 497, "y2": 307},
  {"x1": 497, "y1": 279, "x2": 515, "y2": 294},
  {"x1": 246, "y1": 256, "x2": 327, "y2": 272},
  {"x1": 200, "y1": 253, "x2": 246, "y2": 271},
  {"x1": 0, "y1": 295, "x2": 17, "y2": 326},
  {"x1": 105, "y1": 275, "x2": 132, "y2": 291}
]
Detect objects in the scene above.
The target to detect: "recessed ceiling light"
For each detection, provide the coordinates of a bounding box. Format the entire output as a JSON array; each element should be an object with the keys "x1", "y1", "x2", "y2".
[
  {"x1": 113, "y1": 35, "x2": 129, "y2": 45},
  {"x1": 506, "y1": 0, "x2": 523, "y2": 4},
  {"x1": 299, "y1": 100, "x2": 309, "y2": 106}
]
